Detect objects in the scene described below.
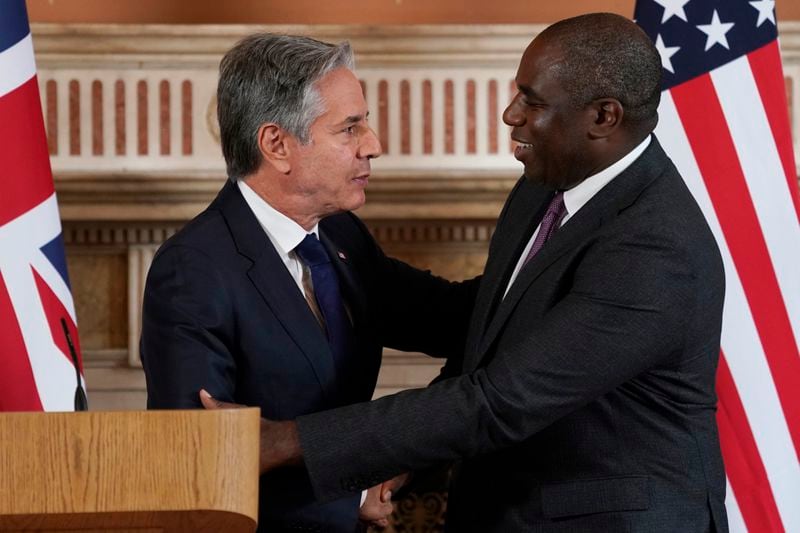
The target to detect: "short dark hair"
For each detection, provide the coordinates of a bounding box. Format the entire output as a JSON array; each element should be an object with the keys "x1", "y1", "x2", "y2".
[
  {"x1": 541, "y1": 13, "x2": 662, "y2": 128},
  {"x1": 216, "y1": 33, "x2": 354, "y2": 180}
]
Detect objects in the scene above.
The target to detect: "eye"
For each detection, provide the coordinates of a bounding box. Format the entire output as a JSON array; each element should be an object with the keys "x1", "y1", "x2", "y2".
[
  {"x1": 512, "y1": 93, "x2": 531, "y2": 108},
  {"x1": 343, "y1": 125, "x2": 356, "y2": 134},
  {"x1": 517, "y1": 91, "x2": 542, "y2": 108}
]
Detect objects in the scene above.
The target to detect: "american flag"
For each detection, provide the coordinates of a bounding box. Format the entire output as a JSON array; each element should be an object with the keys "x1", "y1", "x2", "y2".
[
  {"x1": 0, "y1": 0, "x2": 84, "y2": 412},
  {"x1": 634, "y1": 0, "x2": 800, "y2": 531}
]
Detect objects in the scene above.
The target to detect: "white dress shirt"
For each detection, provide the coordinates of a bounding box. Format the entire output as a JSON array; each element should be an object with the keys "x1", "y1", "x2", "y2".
[
  {"x1": 504, "y1": 135, "x2": 652, "y2": 297},
  {"x1": 238, "y1": 180, "x2": 318, "y2": 298}
]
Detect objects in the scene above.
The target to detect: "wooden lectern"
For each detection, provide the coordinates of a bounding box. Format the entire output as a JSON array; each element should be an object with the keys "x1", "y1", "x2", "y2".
[{"x1": 0, "y1": 409, "x2": 260, "y2": 532}]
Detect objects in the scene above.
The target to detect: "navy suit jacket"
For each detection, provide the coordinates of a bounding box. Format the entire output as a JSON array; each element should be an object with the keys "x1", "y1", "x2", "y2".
[
  {"x1": 297, "y1": 138, "x2": 729, "y2": 532},
  {"x1": 141, "y1": 179, "x2": 475, "y2": 532}
]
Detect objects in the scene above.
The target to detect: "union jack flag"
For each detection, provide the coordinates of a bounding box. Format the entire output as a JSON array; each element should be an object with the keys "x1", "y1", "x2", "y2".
[
  {"x1": 0, "y1": 0, "x2": 84, "y2": 412},
  {"x1": 635, "y1": 0, "x2": 800, "y2": 531}
]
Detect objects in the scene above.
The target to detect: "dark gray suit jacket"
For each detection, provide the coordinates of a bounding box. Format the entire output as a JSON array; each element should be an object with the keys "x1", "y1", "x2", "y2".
[{"x1": 298, "y1": 137, "x2": 728, "y2": 532}]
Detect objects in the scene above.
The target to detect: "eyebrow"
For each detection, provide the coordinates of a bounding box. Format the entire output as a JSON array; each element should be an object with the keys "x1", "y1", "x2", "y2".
[
  {"x1": 518, "y1": 84, "x2": 540, "y2": 100},
  {"x1": 333, "y1": 111, "x2": 369, "y2": 129}
]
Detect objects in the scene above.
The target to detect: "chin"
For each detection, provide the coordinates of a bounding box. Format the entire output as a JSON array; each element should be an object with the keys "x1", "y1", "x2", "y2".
[
  {"x1": 523, "y1": 169, "x2": 565, "y2": 191},
  {"x1": 523, "y1": 169, "x2": 544, "y2": 185},
  {"x1": 342, "y1": 193, "x2": 366, "y2": 212}
]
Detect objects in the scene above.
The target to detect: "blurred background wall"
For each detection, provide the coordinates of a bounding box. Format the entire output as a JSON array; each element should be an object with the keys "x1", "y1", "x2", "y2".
[
  {"x1": 28, "y1": 0, "x2": 799, "y2": 408},
  {"x1": 25, "y1": 0, "x2": 800, "y2": 24},
  {"x1": 25, "y1": 0, "x2": 665, "y2": 24}
]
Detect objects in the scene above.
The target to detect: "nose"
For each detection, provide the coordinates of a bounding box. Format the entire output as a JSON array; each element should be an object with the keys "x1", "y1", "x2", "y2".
[
  {"x1": 360, "y1": 125, "x2": 382, "y2": 159},
  {"x1": 502, "y1": 93, "x2": 524, "y2": 127}
]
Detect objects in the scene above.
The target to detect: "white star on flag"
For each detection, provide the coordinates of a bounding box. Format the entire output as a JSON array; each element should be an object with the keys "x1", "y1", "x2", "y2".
[
  {"x1": 749, "y1": 0, "x2": 776, "y2": 27},
  {"x1": 697, "y1": 10, "x2": 735, "y2": 51},
  {"x1": 655, "y1": 34, "x2": 680, "y2": 73},
  {"x1": 652, "y1": 0, "x2": 692, "y2": 23}
]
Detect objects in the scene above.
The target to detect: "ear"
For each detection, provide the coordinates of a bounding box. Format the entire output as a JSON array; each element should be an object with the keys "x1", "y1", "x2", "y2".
[
  {"x1": 587, "y1": 98, "x2": 623, "y2": 139},
  {"x1": 257, "y1": 123, "x2": 292, "y2": 174}
]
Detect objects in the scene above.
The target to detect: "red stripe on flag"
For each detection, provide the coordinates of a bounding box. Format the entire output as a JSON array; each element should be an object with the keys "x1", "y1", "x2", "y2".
[
  {"x1": 32, "y1": 268, "x2": 82, "y2": 371},
  {"x1": 671, "y1": 74, "x2": 800, "y2": 460},
  {"x1": 716, "y1": 352, "x2": 784, "y2": 532},
  {"x1": 0, "y1": 75, "x2": 55, "y2": 228},
  {"x1": 0, "y1": 272, "x2": 43, "y2": 411},
  {"x1": 747, "y1": 41, "x2": 800, "y2": 224}
]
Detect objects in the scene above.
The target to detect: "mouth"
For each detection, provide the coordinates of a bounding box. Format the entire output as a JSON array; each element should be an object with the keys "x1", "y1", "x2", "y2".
[
  {"x1": 512, "y1": 139, "x2": 533, "y2": 160},
  {"x1": 353, "y1": 173, "x2": 370, "y2": 187}
]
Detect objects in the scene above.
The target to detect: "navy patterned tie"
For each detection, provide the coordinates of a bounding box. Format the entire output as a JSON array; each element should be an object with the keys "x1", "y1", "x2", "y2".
[{"x1": 295, "y1": 234, "x2": 355, "y2": 378}]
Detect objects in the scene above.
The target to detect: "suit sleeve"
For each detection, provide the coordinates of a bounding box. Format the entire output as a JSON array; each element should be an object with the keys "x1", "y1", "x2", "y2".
[
  {"x1": 140, "y1": 244, "x2": 237, "y2": 408},
  {"x1": 373, "y1": 255, "x2": 480, "y2": 360},
  {"x1": 365, "y1": 176, "x2": 520, "y2": 374},
  {"x1": 296, "y1": 220, "x2": 698, "y2": 500},
  {"x1": 345, "y1": 212, "x2": 481, "y2": 361}
]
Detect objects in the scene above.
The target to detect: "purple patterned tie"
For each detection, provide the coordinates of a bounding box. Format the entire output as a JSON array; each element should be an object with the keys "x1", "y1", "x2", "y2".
[{"x1": 523, "y1": 191, "x2": 567, "y2": 266}]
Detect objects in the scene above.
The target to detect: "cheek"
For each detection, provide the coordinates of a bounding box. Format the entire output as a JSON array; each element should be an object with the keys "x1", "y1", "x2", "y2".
[
  {"x1": 316, "y1": 151, "x2": 358, "y2": 194},
  {"x1": 319, "y1": 142, "x2": 351, "y2": 161},
  {"x1": 306, "y1": 147, "x2": 345, "y2": 177}
]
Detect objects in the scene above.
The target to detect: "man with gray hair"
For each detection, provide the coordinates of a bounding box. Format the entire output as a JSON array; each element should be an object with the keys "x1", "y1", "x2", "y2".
[{"x1": 141, "y1": 33, "x2": 475, "y2": 532}]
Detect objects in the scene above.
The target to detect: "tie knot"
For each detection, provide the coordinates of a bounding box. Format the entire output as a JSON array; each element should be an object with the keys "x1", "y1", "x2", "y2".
[{"x1": 295, "y1": 234, "x2": 330, "y2": 267}]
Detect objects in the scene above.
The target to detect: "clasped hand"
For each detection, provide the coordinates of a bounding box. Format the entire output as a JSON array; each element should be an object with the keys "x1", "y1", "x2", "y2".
[{"x1": 199, "y1": 389, "x2": 397, "y2": 529}]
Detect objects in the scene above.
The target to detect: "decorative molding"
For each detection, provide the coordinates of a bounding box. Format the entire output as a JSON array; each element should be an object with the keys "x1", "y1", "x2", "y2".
[
  {"x1": 33, "y1": 22, "x2": 800, "y2": 223},
  {"x1": 780, "y1": 21, "x2": 800, "y2": 59},
  {"x1": 54, "y1": 171, "x2": 518, "y2": 221},
  {"x1": 32, "y1": 23, "x2": 533, "y2": 180},
  {"x1": 30, "y1": 23, "x2": 548, "y2": 67},
  {"x1": 31, "y1": 21, "x2": 800, "y2": 63},
  {"x1": 62, "y1": 223, "x2": 180, "y2": 245},
  {"x1": 369, "y1": 220, "x2": 496, "y2": 244},
  {"x1": 127, "y1": 245, "x2": 159, "y2": 367}
]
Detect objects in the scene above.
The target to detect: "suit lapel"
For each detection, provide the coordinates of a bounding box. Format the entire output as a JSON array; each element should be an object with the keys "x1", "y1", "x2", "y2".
[
  {"x1": 462, "y1": 181, "x2": 551, "y2": 369},
  {"x1": 214, "y1": 180, "x2": 337, "y2": 400},
  {"x1": 467, "y1": 137, "x2": 670, "y2": 370},
  {"x1": 474, "y1": 203, "x2": 603, "y2": 361}
]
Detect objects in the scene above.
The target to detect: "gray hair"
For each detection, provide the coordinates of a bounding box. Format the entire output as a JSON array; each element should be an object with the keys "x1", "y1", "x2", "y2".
[{"x1": 217, "y1": 33, "x2": 355, "y2": 180}]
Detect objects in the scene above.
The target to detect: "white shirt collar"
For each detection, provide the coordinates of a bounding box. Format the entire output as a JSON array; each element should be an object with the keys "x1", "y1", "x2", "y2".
[
  {"x1": 562, "y1": 134, "x2": 651, "y2": 223},
  {"x1": 237, "y1": 180, "x2": 318, "y2": 256}
]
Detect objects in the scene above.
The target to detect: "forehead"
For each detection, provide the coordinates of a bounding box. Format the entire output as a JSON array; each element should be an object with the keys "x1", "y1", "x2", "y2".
[
  {"x1": 516, "y1": 37, "x2": 569, "y2": 88},
  {"x1": 313, "y1": 67, "x2": 367, "y2": 119}
]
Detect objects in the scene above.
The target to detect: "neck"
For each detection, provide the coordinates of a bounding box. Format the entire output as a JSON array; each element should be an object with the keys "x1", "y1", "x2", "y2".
[
  {"x1": 241, "y1": 172, "x2": 319, "y2": 231},
  {"x1": 592, "y1": 130, "x2": 650, "y2": 172}
]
